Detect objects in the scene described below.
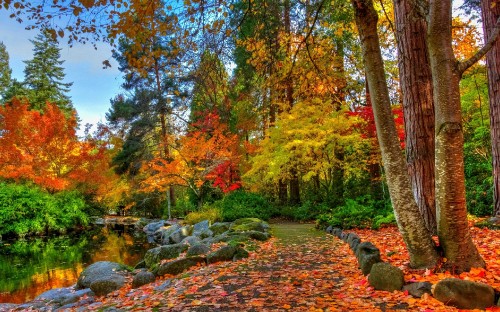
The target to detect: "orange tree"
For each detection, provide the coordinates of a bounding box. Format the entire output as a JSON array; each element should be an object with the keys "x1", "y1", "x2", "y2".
[{"x1": 0, "y1": 99, "x2": 110, "y2": 193}]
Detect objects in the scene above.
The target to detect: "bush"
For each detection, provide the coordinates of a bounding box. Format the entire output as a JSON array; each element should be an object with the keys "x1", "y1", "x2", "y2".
[
  {"x1": 0, "y1": 182, "x2": 89, "y2": 238},
  {"x1": 184, "y1": 206, "x2": 222, "y2": 225},
  {"x1": 279, "y1": 201, "x2": 330, "y2": 221},
  {"x1": 315, "y1": 195, "x2": 392, "y2": 230},
  {"x1": 216, "y1": 190, "x2": 273, "y2": 222}
]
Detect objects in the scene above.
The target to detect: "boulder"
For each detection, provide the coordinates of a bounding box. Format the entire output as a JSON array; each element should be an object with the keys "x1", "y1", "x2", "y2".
[
  {"x1": 326, "y1": 225, "x2": 333, "y2": 234},
  {"x1": 403, "y1": 282, "x2": 433, "y2": 298},
  {"x1": 209, "y1": 222, "x2": 231, "y2": 235},
  {"x1": 192, "y1": 220, "x2": 210, "y2": 236},
  {"x1": 143, "y1": 220, "x2": 166, "y2": 235},
  {"x1": 207, "y1": 246, "x2": 237, "y2": 264},
  {"x1": 155, "y1": 224, "x2": 182, "y2": 245},
  {"x1": 349, "y1": 238, "x2": 361, "y2": 251},
  {"x1": 356, "y1": 242, "x2": 382, "y2": 275},
  {"x1": 233, "y1": 247, "x2": 250, "y2": 261},
  {"x1": 181, "y1": 235, "x2": 202, "y2": 246},
  {"x1": 346, "y1": 233, "x2": 360, "y2": 245},
  {"x1": 76, "y1": 261, "x2": 128, "y2": 290},
  {"x1": 132, "y1": 271, "x2": 156, "y2": 288},
  {"x1": 144, "y1": 243, "x2": 189, "y2": 268},
  {"x1": 169, "y1": 226, "x2": 192, "y2": 244},
  {"x1": 198, "y1": 229, "x2": 214, "y2": 239},
  {"x1": 230, "y1": 219, "x2": 269, "y2": 233},
  {"x1": 34, "y1": 287, "x2": 94, "y2": 307},
  {"x1": 187, "y1": 243, "x2": 211, "y2": 257},
  {"x1": 332, "y1": 228, "x2": 342, "y2": 238},
  {"x1": 89, "y1": 274, "x2": 126, "y2": 296},
  {"x1": 156, "y1": 257, "x2": 206, "y2": 276},
  {"x1": 367, "y1": 262, "x2": 404, "y2": 291},
  {"x1": 433, "y1": 278, "x2": 495, "y2": 310}
]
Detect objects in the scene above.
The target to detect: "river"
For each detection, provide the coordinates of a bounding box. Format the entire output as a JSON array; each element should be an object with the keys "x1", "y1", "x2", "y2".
[{"x1": 0, "y1": 224, "x2": 154, "y2": 304}]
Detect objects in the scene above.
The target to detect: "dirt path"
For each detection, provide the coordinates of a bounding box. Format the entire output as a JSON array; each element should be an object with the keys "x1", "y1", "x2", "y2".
[{"x1": 82, "y1": 223, "x2": 456, "y2": 311}]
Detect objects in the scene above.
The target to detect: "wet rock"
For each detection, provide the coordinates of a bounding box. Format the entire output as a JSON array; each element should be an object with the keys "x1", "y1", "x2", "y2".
[
  {"x1": 368, "y1": 262, "x2": 404, "y2": 291},
  {"x1": 433, "y1": 278, "x2": 495, "y2": 310},
  {"x1": 76, "y1": 261, "x2": 129, "y2": 290},
  {"x1": 132, "y1": 271, "x2": 156, "y2": 288},
  {"x1": 156, "y1": 257, "x2": 206, "y2": 276}
]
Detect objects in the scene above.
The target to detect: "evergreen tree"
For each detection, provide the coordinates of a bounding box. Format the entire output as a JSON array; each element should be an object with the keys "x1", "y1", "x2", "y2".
[
  {"x1": 0, "y1": 42, "x2": 12, "y2": 101},
  {"x1": 23, "y1": 30, "x2": 73, "y2": 115}
]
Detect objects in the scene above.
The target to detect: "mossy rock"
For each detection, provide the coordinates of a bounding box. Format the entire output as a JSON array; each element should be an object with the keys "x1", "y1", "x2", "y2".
[
  {"x1": 230, "y1": 220, "x2": 270, "y2": 233},
  {"x1": 144, "y1": 244, "x2": 189, "y2": 268},
  {"x1": 156, "y1": 257, "x2": 206, "y2": 276},
  {"x1": 209, "y1": 222, "x2": 231, "y2": 235},
  {"x1": 232, "y1": 218, "x2": 263, "y2": 225},
  {"x1": 207, "y1": 246, "x2": 237, "y2": 264},
  {"x1": 233, "y1": 247, "x2": 249, "y2": 261}
]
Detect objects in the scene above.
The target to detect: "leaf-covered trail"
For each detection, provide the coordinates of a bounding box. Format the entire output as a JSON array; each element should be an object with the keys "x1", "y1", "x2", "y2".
[{"x1": 84, "y1": 224, "x2": 498, "y2": 311}]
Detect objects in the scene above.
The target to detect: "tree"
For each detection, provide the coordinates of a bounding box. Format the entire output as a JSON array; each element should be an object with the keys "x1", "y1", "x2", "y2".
[
  {"x1": 0, "y1": 41, "x2": 12, "y2": 101},
  {"x1": 22, "y1": 30, "x2": 74, "y2": 115},
  {"x1": 481, "y1": 0, "x2": 500, "y2": 217},
  {"x1": 0, "y1": 99, "x2": 109, "y2": 193},
  {"x1": 394, "y1": 0, "x2": 436, "y2": 234},
  {"x1": 351, "y1": 0, "x2": 439, "y2": 269}
]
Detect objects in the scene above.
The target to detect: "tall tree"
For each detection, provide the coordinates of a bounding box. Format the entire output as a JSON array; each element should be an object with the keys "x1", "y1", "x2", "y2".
[
  {"x1": 23, "y1": 30, "x2": 74, "y2": 115},
  {"x1": 0, "y1": 42, "x2": 12, "y2": 101},
  {"x1": 351, "y1": 0, "x2": 439, "y2": 269},
  {"x1": 394, "y1": 0, "x2": 436, "y2": 234},
  {"x1": 481, "y1": 0, "x2": 500, "y2": 217}
]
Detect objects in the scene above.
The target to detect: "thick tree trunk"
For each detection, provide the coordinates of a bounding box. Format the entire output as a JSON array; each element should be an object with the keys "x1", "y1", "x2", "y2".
[
  {"x1": 481, "y1": 0, "x2": 500, "y2": 217},
  {"x1": 352, "y1": 0, "x2": 439, "y2": 269},
  {"x1": 365, "y1": 78, "x2": 384, "y2": 199},
  {"x1": 394, "y1": 0, "x2": 437, "y2": 234},
  {"x1": 427, "y1": 0, "x2": 485, "y2": 271}
]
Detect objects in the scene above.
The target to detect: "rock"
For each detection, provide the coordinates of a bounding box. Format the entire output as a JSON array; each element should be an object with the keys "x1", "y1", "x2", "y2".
[
  {"x1": 34, "y1": 287, "x2": 94, "y2": 307},
  {"x1": 132, "y1": 271, "x2": 156, "y2": 288},
  {"x1": 368, "y1": 262, "x2": 404, "y2": 291},
  {"x1": 76, "y1": 261, "x2": 129, "y2": 290},
  {"x1": 193, "y1": 220, "x2": 210, "y2": 236},
  {"x1": 0, "y1": 304, "x2": 18, "y2": 310},
  {"x1": 133, "y1": 260, "x2": 146, "y2": 270},
  {"x1": 209, "y1": 222, "x2": 231, "y2": 235},
  {"x1": 403, "y1": 282, "x2": 433, "y2": 298},
  {"x1": 181, "y1": 235, "x2": 202, "y2": 246},
  {"x1": 233, "y1": 247, "x2": 250, "y2": 261},
  {"x1": 356, "y1": 242, "x2": 382, "y2": 275},
  {"x1": 169, "y1": 226, "x2": 192, "y2": 244},
  {"x1": 332, "y1": 228, "x2": 342, "y2": 237},
  {"x1": 187, "y1": 243, "x2": 211, "y2": 257},
  {"x1": 154, "y1": 279, "x2": 172, "y2": 291},
  {"x1": 144, "y1": 243, "x2": 189, "y2": 268},
  {"x1": 230, "y1": 218, "x2": 269, "y2": 233},
  {"x1": 156, "y1": 257, "x2": 206, "y2": 276},
  {"x1": 346, "y1": 233, "x2": 360, "y2": 245},
  {"x1": 199, "y1": 229, "x2": 214, "y2": 239},
  {"x1": 326, "y1": 226, "x2": 333, "y2": 234},
  {"x1": 349, "y1": 238, "x2": 361, "y2": 251},
  {"x1": 143, "y1": 220, "x2": 166, "y2": 235},
  {"x1": 207, "y1": 246, "x2": 237, "y2": 264},
  {"x1": 89, "y1": 274, "x2": 126, "y2": 296},
  {"x1": 433, "y1": 278, "x2": 495, "y2": 310},
  {"x1": 155, "y1": 224, "x2": 182, "y2": 245}
]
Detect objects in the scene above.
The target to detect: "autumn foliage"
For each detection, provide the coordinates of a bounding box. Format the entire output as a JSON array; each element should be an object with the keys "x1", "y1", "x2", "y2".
[{"x1": 0, "y1": 99, "x2": 110, "y2": 192}]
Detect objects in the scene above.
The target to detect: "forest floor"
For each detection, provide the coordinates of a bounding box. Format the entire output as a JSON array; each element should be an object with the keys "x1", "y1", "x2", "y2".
[{"x1": 71, "y1": 222, "x2": 500, "y2": 312}]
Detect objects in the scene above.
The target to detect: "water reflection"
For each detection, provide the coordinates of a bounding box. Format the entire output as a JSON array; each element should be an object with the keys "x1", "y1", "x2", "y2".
[{"x1": 0, "y1": 224, "x2": 154, "y2": 304}]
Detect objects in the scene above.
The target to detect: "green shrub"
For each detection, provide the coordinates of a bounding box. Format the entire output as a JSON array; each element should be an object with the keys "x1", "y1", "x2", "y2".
[
  {"x1": 0, "y1": 182, "x2": 89, "y2": 238},
  {"x1": 315, "y1": 195, "x2": 392, "y2": 230},
  {"x1": 372, "y1": 212, "x2": 396, "y2": 229},
  {"x1": 184, "y1": 206, "x2": 222, "y2": 225},
  {"x1": 279, "y1": 201, "x2": 330, "y2": 221},
  {"x1": 216, "y1": 190, "x2": 272, "y2": 222}
]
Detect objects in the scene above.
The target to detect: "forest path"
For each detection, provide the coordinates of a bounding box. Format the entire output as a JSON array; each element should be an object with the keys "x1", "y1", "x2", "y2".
[{"x1": 85, "y1": 223, "x2": 432, "y2": 311}]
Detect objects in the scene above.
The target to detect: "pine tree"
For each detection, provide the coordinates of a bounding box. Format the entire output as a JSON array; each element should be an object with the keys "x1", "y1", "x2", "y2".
[
  {"x1": 23, "y1": 29, "x2": 74, "y2": 115},
  {"x1": 0, "y1": 42, "x2": 12, "y2": 101}
]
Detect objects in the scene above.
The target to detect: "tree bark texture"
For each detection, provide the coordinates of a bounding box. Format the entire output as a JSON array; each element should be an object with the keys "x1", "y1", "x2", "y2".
[
  {"x1": 352, "y1": 0, "x2": 439, "y2": 269},
  {"x1": 427, "y1": 0, "x2": 485, "y2": 271},
  {"x1": 394, "y1": 0, "x2": 437, "y2": 234},
  {"x1": 481, "y1": 0, "x2": 500, "y2": 217}
]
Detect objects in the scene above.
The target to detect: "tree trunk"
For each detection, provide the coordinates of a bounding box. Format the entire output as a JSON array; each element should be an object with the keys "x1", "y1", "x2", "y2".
[
  {"x1": 427, "y1": 0, "x2": 485, "y2": 271},
  {"x1": 365, "y1": 77, "x2": 383, "y2": 200},
  {"x1": 394, "y1": 0, "x2": 437, "y2": 234},
  {"x1": 481, "y1": 0, "x2": 500, "y2": 217},
  {"x1": 352, "y1": 0, "x2": 439, "y2": 269},
  {"x1": 289, "y1": 169, "x2": 301, "y2": 205}
]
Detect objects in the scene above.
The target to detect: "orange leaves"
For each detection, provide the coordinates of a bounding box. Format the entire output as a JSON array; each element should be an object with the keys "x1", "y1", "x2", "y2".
[{"x1": 0, "y1": 99, "x2": 111, "y2": 192}]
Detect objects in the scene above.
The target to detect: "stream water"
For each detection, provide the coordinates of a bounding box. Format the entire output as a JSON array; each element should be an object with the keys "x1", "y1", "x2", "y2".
[{"x1": 0, "y1": 224, "x2": 154, "y2": 304}]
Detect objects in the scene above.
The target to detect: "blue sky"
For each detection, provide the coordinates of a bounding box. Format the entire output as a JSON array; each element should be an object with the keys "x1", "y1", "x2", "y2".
[{"x1": 0, "y1": 10, "x2": 123, "y2": 132}]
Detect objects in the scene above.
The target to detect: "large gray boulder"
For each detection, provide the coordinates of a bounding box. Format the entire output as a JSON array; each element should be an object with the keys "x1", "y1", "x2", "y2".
[
  {"x1": 144, "y1": 243, "x2": 189, "y2": 268},
  {"x1": 187, "y1": 243, "x2": 211, "y2": 257},
  {"x1": 34, "y1": 287, "x2": 94, "y2": 307},
  {"x1": 156, "y1": 257, "x2": 206, "y2": 276},
  {"x1": 76, "y1": 261, "x2": 129, "y2": 290},
  {"x1": 132, "y1": 271, "x2": 156, "y2": 288},
  {"x1": 155, "y1": 224, "x2": 182, "y2": 245},
  {"x1": 143, "y1": 220, "x2": 166, "y2": 235},
  {"x1": 89, "y1": 274, "x2": 126, "y2": 296},
  {"x1": 209, "y1": 222, "x2": 231, "y2": 235},
  {"x1": 192, "y1": 220, "x2": 210, "y2": 236},
  {"x1": 169, "y1": 226, "x2": 192, "y2": 244},
  {"x1": 433, "y1": 278, "x2": 495, "y2": 310},
  {"x1": 206, "y1": 246, "x2": 249, "y2": 264},
  {"x1": 356, "y1": 242, "x2": 382, "y2": 275},
  {"x1": 367, "y1": 262, "x2": 404, "y2": 291}
]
